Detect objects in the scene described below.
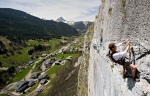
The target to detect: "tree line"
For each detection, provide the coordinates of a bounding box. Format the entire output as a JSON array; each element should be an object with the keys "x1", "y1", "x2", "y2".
[
  {"x1": 28, "y1": 44, "x2": 51, "y2": 55},
  {"x1": 0, "y1": 8, "x2": 78, "y2": 43}
]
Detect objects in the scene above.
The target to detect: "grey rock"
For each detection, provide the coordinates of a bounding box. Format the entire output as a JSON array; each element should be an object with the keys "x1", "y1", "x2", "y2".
[{"x1": 88, "y1": 0, "x2": 150, "y2": 96}]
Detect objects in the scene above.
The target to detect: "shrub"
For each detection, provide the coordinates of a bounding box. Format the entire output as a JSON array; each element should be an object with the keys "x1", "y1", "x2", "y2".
[
  {"x1": 121, "y1": 0, "x2": 126, "y2": 7},
  {"x1": 108, "y1": 8, "x2": 112, "y2": 15},
  {"x1": 102, "y1": 0, "x2": 105, "y2": 3},
  {"x1": 122, "y1": 9, "x2": 126, "y2": 18}
]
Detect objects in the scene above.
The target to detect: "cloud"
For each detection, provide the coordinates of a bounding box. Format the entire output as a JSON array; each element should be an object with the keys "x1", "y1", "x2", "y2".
[{"x1": 0, "y1": 0, "x2": 100, "y2": 21}]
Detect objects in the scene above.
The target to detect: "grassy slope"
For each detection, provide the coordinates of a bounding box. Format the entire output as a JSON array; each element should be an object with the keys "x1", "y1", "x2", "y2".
[
  {"x1": 0, "y1": 36, "x2": 11, "y2": 49},
  {"x1": 11, "y1": 64, "x2": 33, "y2": 83},
  {"x1": 41, "y1": 53, "x2": 79, "y2": 95},
  {"x1": 26, "y1": 39, "x2": 60, "y2": 47},
  {"x1": 0, "y1": 39, "x2": 60, "y2": 67},
  {"x1": 0, "y1": 47, "x2": 32, "y2": 67},
  {"x1": 48, "y1": 55, "x2": 80, "y2": 96},
  {"x1": 0, "y1": 94, "x2": 8, "y2": 96}
]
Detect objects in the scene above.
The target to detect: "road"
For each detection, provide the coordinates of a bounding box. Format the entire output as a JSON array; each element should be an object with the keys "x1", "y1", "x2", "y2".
[
  {"x1": 24, "y1": 60, "x2": 40, "y2": 80},
  {"x1": 41, "y1": 60, "x2": 46, "y2": 72}
]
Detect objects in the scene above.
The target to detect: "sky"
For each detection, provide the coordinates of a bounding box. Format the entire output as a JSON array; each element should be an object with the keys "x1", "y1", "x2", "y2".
[{"x1": 0, "y1": 0, "x2": 100, "y2": 21}]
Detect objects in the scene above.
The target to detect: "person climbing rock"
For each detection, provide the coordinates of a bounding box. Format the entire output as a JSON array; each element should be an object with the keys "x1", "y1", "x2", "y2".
[{"x1": 108, "y1": 39, "x2": 137, "y2": 81}]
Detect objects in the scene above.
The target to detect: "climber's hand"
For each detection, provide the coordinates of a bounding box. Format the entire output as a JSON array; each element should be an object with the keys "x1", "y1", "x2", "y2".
[
  {"x1": 122, "y1": 39, "x2": 129, "y2": 44},
  {"x1": 125, "y1": 39, "x2": 129, "y2": 42},
  {"x1": 127, "y1": 41, "x2": 130, "y2": 46}
]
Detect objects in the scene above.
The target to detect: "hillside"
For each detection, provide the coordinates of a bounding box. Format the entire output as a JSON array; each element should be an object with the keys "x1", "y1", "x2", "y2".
[
  {"x1": 87, "y1": 0, "x2": 150, "y2": 96},
  {"x1": 72, "y1": 21, "x2": 93, "y2": 32},
  {"x1": 0, "y1": 8, "x2": 78, "y2": 42}
]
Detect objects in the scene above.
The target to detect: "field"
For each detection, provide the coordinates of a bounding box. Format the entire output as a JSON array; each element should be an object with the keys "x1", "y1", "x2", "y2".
[
  {"x1": 0, "y1": 94, "x2": 8, "y2": 96},
  {"x1": 41, "y1": 53, "x2": 79, "y2": 95},
  {"x1": 11, "y1": 64, "x2": 33, "y2": 83},
  {"x1": 0, "y1": 47, "x2": 32, "y2": 67},
  {"x1": 0, "y1": 38, "x2": 60, "y2": 67}
]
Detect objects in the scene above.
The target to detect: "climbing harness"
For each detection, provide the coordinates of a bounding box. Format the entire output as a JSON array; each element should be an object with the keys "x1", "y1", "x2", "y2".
[{"x1": 106, "y1": 50, "x2": 126, "y2": 65}]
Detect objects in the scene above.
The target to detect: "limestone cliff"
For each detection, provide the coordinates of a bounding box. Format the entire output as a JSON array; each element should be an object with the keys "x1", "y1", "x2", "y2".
[
  {"x1": 88, "y1": 0, "x2": 150, "y2": 96},
  {"x1": 77, "y1": 24, "x2": 94, "y2": 96}
]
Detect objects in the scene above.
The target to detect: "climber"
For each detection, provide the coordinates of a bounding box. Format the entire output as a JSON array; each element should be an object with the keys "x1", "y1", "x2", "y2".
[{"x1": 108, "y1": 39, "x2": 137, "y2": 80}]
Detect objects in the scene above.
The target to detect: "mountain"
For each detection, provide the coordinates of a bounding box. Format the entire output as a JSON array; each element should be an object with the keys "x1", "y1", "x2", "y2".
[
  {"x1": 55, "y1": 17, "x2": 93, "y2": 32},
  {"x1": 56, "y1": 17, "x2": 66, "y2": 22},
  {"x1": 0, "y1": 8, "x2": 78, "y2": 42},
  {"x1": 72, "y1": 21, "x2": 93, "y2": 32}
]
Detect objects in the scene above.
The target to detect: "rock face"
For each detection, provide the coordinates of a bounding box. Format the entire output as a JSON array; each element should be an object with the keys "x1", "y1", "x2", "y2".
[
  {"x1": 88, "y1": 0, "x2": 150, "y2": 96},
  {"x1": 77, "y1": 25, "x2": 94, "y2": 96}
]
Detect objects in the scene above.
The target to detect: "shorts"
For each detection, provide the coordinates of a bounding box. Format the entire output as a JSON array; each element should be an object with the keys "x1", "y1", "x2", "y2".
[
  {"x1": 123, "y1": 62, "x2": 131, "y2": 67},
  {"x1": 118, "y1": 58, "x2": 132, "y2": 66}
]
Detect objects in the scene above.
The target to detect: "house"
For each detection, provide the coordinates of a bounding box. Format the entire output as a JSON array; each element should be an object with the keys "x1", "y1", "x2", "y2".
[
  {"x1": 78, "y1": 49, "x2": 83, "y2": 53},
  {"x1": 41, "y1": 54, "x2": 47, "y2": 57},
  {"x1": 49, "y1": 57, "x2": 56, "y2": 64},
  {"x1": 31, "y1": 72, "x2": 41, "y2": 79},
  {"x1": 50, "y1": 53, "x2": 56, "y2": 57},
  {"x1": 70, "y1": 47, "x2": 75, "y2": 51},
  {"x1": 54, "y1": 60, "x2": 62, "y2": 65},
  {"x1": 28, "y1": 80, "x2": 35, "y2": 87},
  {"x1": 14, "y1": 81, "x2": 29, "y2": 92},
  {"x1": 38, "y1": 74, "x2": 47, "y2": 81},
  {"x1": 66, "y1": 56, "x2": 72, "y2": 60},
  {"x1": 44, "y1": 57, "x2": 56, "y2": 65},
  {"x1": 36, "y1": 87, "x2": 43, "y2": 92},
  {"x1": 60, "y1": 60, "x2": 66, "y2": 65},
  {"x1": 26, "y1": 60, "x2": 34, "y2": 66},
  {"x1": 17, "y1": 66, "x2": 25, "y2": 71},
  {"x1": 40, "y1": 79, "x2": 47, "y2": 85}
]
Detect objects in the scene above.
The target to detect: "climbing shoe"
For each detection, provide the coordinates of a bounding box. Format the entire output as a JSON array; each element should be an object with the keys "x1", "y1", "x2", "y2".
[
  {"x1": 123, "y1": 71, "x2": 130, "y2": 79},
  {"x1": 123, "y1": 74, "x2": 130, "y2": 79},
  {"x1": 133, "y1": 78, "x2": 140, "y2": 82}
]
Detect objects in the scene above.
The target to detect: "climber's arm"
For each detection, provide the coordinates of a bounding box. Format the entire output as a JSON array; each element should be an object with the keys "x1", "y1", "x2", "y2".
[
  {"x1": 125, "y1": 41, "x2": 130, "y2": 52},
  {"x1": 116, "y1": 39, "x2": 129, "y2": 47},
  {"x1": 122, "y1": 39, "x2": 129, "y2": 44}
]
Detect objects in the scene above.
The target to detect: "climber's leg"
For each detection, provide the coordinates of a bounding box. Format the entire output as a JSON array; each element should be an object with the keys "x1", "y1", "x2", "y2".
[
  {"x1": 129, "y1": 64, "x2": 136, "y2": 78},
  {"x1": 122, "y1": 65, "x2": 126, "y2": 78}
]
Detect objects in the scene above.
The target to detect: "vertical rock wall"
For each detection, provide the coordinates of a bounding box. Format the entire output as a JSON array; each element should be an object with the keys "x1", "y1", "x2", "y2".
[{"x1": 88, "y1": 0, "x2": 150, "y2": 96}]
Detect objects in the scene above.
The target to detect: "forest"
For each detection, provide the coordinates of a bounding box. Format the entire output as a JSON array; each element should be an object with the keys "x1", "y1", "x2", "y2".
[{"x1": 0, "y1": 8, "x2": 78, "y2": 42}]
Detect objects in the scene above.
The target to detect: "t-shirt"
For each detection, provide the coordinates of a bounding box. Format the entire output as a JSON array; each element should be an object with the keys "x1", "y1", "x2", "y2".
[{"x1": 112, "y1": 43, "x2": 127, "y2": 61}]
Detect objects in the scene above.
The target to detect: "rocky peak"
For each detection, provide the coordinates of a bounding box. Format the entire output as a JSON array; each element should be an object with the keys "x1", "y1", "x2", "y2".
[{"x1": 56, "y1": 17, "x2": 66, "y2": 22}]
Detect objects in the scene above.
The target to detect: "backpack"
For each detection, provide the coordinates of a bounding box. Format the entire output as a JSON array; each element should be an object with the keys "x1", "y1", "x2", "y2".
[{"x1": 106, "y1": 50, "x2": 125, "y2": 65}]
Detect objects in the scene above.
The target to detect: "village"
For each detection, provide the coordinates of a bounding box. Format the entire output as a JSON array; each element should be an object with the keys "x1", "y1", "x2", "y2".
[{"x1": 0, "y1": 37, "x2": 84, "y2": 96}]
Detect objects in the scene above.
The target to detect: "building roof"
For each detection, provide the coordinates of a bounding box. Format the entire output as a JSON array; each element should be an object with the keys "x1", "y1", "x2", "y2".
[
  {"x1": 41, "y1": 54, "x2": 47, "y2": 57},
  {"x1": 36, "y1": 87, "x2": 43, "y2": 92},
  {"x1": 14, "y1": 81, "x2": 29, "y2": 92},
  {"x1": 40, "y1": 79, "x2": 47, "y2": 84},
  {"x1": 67, "y1": 56, "x2": 72, "y2": 60},
  {"x1": 31, "y1": 72, "x2": 41, "y2": 78},
  {"x1": 28, "y1": 80, "x2": 35, "y2": 87},
  {"x1": 38, "y1": 74, "x2": 47, "y2": 80},
  {"x1": 55, "y1": 60, "x2": 61, "y2": 64}
]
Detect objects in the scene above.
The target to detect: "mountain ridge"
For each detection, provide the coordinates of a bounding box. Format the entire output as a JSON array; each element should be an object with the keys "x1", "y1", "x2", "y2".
[
  {"x1": 0, "y1": 8, "x2": 78, "y2": 42},
  {"x1": 55, "y1": 17, "x2": 93, "y2": 32}
]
